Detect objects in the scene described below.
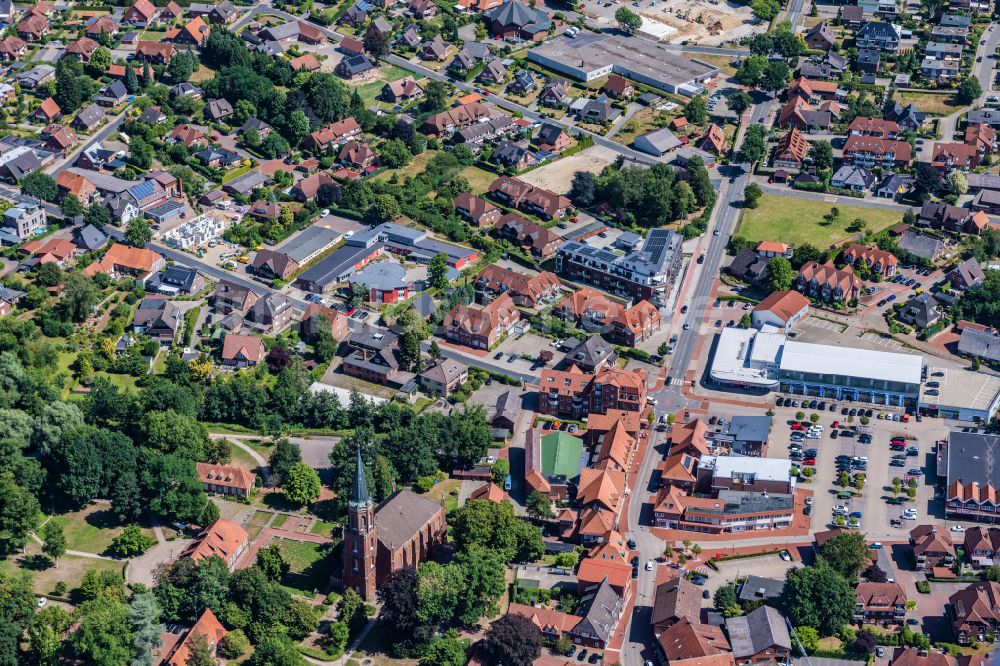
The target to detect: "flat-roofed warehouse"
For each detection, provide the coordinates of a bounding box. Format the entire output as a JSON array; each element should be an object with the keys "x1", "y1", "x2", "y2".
[
  {"x1": 778, "y1": 340, "x2": 923, "y2": 407},
  {"x1": 527, "y1": 33, "x2": 719, "y2": 95}
]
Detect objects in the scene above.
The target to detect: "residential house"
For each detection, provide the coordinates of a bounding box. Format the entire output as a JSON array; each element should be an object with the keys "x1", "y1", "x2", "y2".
[
  {"x1": 856, "y1": 20, "x2": 900, "y2": 52},
  {"x1": 302, "y1": 118, "x2": 362, "y2": 153},
  {"x1": 124, "y1": 0, "x2": 158, "y2": 26},
  {"x1": 444, "y1": 292, "x2": 520, "y2": 349},
  {"x1": 756, "y1": 241, "x2": 793, "y2": 259},
  {"x1": 161, "y1": 608, "x2": 229, "y2": 665},
  {"x1": 336, "y1": 53, "x2": 375, "y2": 79},
  {"x1": 494, "y1": 212, "x2": 563, "y2": 258},
  {"x1": 947, "y1": 258, "x2": 985, "y2": 290},
  {"x1": 562, "y1": 337, "x2": 617, "y2": 373},
  {"x1": 842, "y1": 136, "x2": 912, "y2": 168},
  {"x1": 290, "y1": 172, "x2": 338, "y2": 202},
  {"x1": 132, "y1": 296, "x2": 181, "y2": 343},
  {"x1": 805, "y1": 21, "x2": 835, "y2": 50},
  {"x1": 603, "y1": 75, "x2": 636, "y2": 99},
  {"x1": 221, "y1": 333, "x2": 265, "y2": 368},
  {"x1": 569, "y1": 579, "x2": 626, "y2": 650},
  {"x1": 841, "y1": 243, "x2": 899, "y2": 277},
  {"x1": 932, "y1": 142, "x2": 980, "y2": 172},
  {"x1": 772, "y1": 128, "x2": 809, "y2": 170},
  {"x1": 180, "y1": 518, "x2": 248, "y2": 569},
  {"x1": 169, "y1": 124, "x2": 208, "y2": 150},
  {"x1": 856, "y1": 48, "x2": 881, "y2": 73},
  {"x1": 84, "y1": 242, "x2": 165, "y2": 282},
  {"x1": 855, "y1": 582, "x2": 907, "y2": 625},
  {"x1": 419, "y1": 359, "x2": 469, "y2": 397},
  {"x1": 409, "y1": 0, "x2": 437, "y2": 18},
  {"x1": 338, "y1": 140, "x2": 378, "y2": 169},
  {"x1": 493, "y1": 140, "x2": 538, "y2": 170},
  {"x1": 898, "y1": 293, "x2": 942, "y2": 329},
  {"x1": 574, "y1": 94, "x2": 619, "y2": 124},
  {"x1": 751, "y1": 290, "x2": 810, "y2": 331},
  {"x1": 95, "y1": 80, "x2": 129, "y2": 107},
  {"x1": 206, "y1": 98, "x2": 233, "y2": 122},
  {"x1": 536, "y1": 123, "x2": 572, "y2": 152},
  {"x1": 725, "y1": 606, "x2": 792, "y2": 665},
  {"x1": 949, "y1": 582, "x2": 1000, "y2": 644},
  {"x1": 911, "y1": 524, "x2": 956, "y2": 572},
  {"x1": 250, "y1": 249, "x2": 298, "y2": 280},
  {"x1": 489, "y1": 176, "x2": 571, "y2": 219},
  {"x1": 651, "y1": 577, "x2": 702, "y2": 634},
  {"x1": 831, "y1": 165, "x2": 876, "y2": 192},
  {"x1": 212, "y1": 279, "x2": 259, "y2": 313},
  {"x1": 16, "y1": 14, "x2": 49, "y2": 42},
  {"x1": 300, "y1": 303, "x2": 350, "y2": 342},
  {"x1": 245, "y1": 293, "x2": 293, "y2": 334},
  {"x1": 886, "y1": 102, "x2": 926, "y2": 130},
  {"x1": 342, "y1": 325, "x2": 401, "y2": 384},
  {"x1": 455, "y1": 192, "x2": 501, "y2": 228},
  {"x1": 381, "y1": 76, "x2": 423, "y2": 103},
  {"x1": 876, "y1": 172, "x2": 914, "y2": 200},
  {"x1": 85, "y1": 16, "x2": 118, "y2": 39},
  {"x1": 796, "y1": 260, "x2": 863, "y2": 302},
  {"x1": 0, "y1": 37, "x2": 27, "y2": 61},
  {"x1": 0, "y1": 201, "x2": 45, "y2": 243},
  {"x1": 475, "y1": 264, "x2": 561, "y2": 308},
  {"x1": 32, "y1": 97, "x2": 60, "y2": 123},
  {"x1": 166, "y1": 16, "x2": 210, "y2": 45},
  {"x1": 421, "y1": 34, "x2": 451, "y2": 61},
  {"x1": 656, "y1": 618, "x2": 734, "y2": 666},
  {"x1": 698, "y1": 124, "x2": 726, "y2": 155},
  {"x1": 170, "y1": 82, "x2": 203, "y2": 99},
  {"x1": 849, "y1": 116, "x2": 899, "y2": 138},
  {"x1": 777, "y1": 97, "x2": 832, "y2": 131},
  {"x1": 449, "y1": 40, "x2": 493, "y2": 74},
  {"x1": 136, "y1": 41, "x2": 176, "y2": 64},
  {"x1": 65, "y1": 37, "x2": 100, "y2": 62},
  {"x1": 196, "y1": 463, "x2": 255, "y2": 498},
  {"x1": 478, "y1": 58, "x2": 507, "y2": 84},
  {"x1": 151, "y1": 265, "x2": 204, "y2": 295},
  {"x1": 509, "y1": 69, "x2": 535, "y2": 94},
  {"x1": 539, "y1": 79, "x2": 572, "y2": 108}
]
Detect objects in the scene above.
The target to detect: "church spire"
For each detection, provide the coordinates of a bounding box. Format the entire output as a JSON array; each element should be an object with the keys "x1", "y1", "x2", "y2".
[{"x1": 350, "y1": 449, "x2": 371, "y2": 507}]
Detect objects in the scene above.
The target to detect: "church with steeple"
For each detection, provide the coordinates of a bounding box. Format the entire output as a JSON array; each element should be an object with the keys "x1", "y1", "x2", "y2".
[{"x1": 342, "y1": 451, "x2": 448, "y2": 602}]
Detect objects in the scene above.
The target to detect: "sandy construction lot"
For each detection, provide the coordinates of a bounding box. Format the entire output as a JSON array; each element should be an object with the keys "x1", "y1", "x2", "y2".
[{"x1": 519, "y1": 145, "x2": 619, "y2": 193}]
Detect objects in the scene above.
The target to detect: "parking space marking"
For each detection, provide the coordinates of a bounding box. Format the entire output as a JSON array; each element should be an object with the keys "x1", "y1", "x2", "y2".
[
  {"x1": 861, "y1": 332, "x2": 904, "y2": 352},
  {"x1": 805, "y1": 317, "x2": 846, "y2": 333}
]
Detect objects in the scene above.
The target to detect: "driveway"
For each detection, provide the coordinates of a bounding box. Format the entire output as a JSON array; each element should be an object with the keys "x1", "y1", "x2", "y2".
[{"x1": 126, "y1": 538, "x2": 194, "y2": 586}]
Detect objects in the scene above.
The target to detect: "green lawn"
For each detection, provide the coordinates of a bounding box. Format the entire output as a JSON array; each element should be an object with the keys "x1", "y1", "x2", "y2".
[
  {"x1": 459, "y1": 165, "x2": 499, "y2": 195},
  {"x1": 309, "y1": 520, "x2": 336, "y2": 536},
  {"x1": 271, "y1": 514, "x2": 289, "y2": 528},
  {"x1": 0, "y1": 544, "x2": 125, "y2": 597},
  {"x1": 275, "y1": 538, "x2": 334, "y2": 597},
  {"x1": 738, "y1": 194, "x2": 904, "y2": 249},
  {"x1": 895, "y1": 91, "x2": 959, "y2": 116},
  {"x1": 246, "y1": 510, "x2": 273, "y2": 540},
  {"x1": 46, "y1": 507, "x2": 154, "y2": 555},
  {"x1": 228, "y1": 444, "x2": 261, "y2": 473},
  {"x1": 93, "y1": 372, "x2": 140, "y2": 393},
  {"x1": 373, "y1": 149, "x2": 440, "y2": 183}
]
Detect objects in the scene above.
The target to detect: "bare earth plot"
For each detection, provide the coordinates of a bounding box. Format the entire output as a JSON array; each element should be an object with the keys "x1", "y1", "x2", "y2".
[{"x1": 518, "y1": 145, "x2": 619, "y2": 194}]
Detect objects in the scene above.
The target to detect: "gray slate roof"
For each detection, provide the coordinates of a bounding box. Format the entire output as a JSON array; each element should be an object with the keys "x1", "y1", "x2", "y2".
[{"x1": 726, "y1": 605, "x2": 791, "y2": 658}]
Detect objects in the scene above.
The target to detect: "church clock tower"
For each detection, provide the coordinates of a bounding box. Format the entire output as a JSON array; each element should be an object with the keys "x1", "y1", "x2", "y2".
[{"x1": 342, "y1": 450, "x2": 378, "y2": 602}]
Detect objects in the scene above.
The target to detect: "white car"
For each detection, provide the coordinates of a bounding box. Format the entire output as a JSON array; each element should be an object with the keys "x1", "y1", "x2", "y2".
[
  {"x1": 36, "y1": 597, "x2": 46, "y2": 609},
  {"x1": 810, "y1": 425, "x2": 824, "y2": 431},
  {"x1": 832, "y1": 505, "x2": 849, "y2": 515},
  {"x1": 779, "y1": 550, "x2": 791, "y2": 561},
  {"x1": 805, "y1": 497, "x2": 813, "y2": 506},
  {"x1": 320, "y1": 208, "x2": 330, "y2": 217},
  {"x1": 951, "y1": 525, "x2": 966, "y2": 532},
  {"x1": 645, "y1": 560, "x2": 654, "y2": 571}
]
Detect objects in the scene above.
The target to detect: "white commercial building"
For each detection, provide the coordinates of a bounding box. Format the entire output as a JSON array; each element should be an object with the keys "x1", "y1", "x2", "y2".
[{"x1": 710, "y1": 328, "x2": 925, "y2": 407}]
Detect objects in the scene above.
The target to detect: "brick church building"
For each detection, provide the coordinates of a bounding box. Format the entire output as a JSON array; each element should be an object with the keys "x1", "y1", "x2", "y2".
[{"x1": 342, "y1": 451, "x2": 447, "y2": 601}]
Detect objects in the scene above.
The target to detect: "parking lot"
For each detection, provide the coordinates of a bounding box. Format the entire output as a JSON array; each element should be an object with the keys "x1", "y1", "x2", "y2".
[
  {"x1": 700, "y1": 553, "x2": 797, "y2": 598},
  {"x1": 767, "y1": 404, "x2": 949, "y2": 541}
]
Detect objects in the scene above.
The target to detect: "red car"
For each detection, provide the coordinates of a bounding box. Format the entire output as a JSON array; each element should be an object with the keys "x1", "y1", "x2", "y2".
[
  {"x1": 791, "y1": 423, "x2": 806, "y2": 431},
  {"x1": 832, "y1": 421, "x2": 840, "y2": 429},
  {"x1": 891, "y1": 436, "x2": 906, "y2": 443},
  {"x1": 803, "y1": 458, "x2": 816, "y2": 466}
]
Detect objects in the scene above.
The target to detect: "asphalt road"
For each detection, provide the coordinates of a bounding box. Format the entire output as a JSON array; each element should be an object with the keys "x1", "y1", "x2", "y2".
[{"x1": 619, "y1": 97, "x2": 772, "y2": 666}]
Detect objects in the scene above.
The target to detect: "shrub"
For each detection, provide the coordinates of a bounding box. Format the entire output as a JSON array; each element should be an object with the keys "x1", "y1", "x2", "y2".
[{"x1": 915, "y1": 580, "x2": 931, "y2": 593}]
